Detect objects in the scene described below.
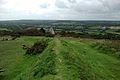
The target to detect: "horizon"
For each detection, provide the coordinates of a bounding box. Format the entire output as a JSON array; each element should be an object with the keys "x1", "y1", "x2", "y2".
[{"x1": 1, "y1": 19, "x2": 120, "y2": 22}]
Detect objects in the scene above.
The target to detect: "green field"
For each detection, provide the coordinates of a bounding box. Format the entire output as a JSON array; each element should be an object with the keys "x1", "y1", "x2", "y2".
[{"x1": 0, "y1": 36, "x2": 120, "y2": 80}]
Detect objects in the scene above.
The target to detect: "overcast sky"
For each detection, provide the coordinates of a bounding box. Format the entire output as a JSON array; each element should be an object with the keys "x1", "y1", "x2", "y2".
[{"x1": 0, "y1": 0, "x2": 120, "y2": 20}]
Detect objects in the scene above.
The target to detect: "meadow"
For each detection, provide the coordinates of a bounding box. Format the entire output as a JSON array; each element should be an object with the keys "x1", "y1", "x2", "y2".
[{"x1": 0, "y1": 36, "x2": 120, "y2": 80}]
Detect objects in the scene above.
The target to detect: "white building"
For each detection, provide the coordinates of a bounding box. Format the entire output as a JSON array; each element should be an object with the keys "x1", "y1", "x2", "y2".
[{"x1": 49, "y1": 27, "x2": 55, "y2": 35}]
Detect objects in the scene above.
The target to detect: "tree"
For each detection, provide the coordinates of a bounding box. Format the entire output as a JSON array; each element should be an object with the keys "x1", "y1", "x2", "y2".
[{"x1": 40, "y1": 28, "x2": 46, "y2": 34}]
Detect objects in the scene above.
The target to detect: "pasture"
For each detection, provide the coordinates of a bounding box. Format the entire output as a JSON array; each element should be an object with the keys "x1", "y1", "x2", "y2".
[{"x1": 0, "y1": 36, "x2": 120, "y2": 80}]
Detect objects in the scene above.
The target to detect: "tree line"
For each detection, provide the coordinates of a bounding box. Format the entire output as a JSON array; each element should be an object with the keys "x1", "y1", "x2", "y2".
[{"x1": 0, "y1": 28, "x2": 120, "y2": 40}]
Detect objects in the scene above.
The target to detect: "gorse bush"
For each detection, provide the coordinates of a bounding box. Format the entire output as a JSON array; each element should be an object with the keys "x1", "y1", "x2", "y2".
[{"x1": 25, "y1": 39, "x2": 49, "y2": 55}]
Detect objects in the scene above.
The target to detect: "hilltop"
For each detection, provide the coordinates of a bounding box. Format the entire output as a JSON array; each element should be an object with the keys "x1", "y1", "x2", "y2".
[{"x1": 0, "y1": 36, "x2": 120, "y2": 80}]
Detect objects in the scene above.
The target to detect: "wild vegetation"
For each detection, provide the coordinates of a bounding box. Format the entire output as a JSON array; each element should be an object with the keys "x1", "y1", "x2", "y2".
[
  {"x1": 0, "y1": 36, "x2": 120, "y2": 80},
  {"x1": 0, "y1": 20, "x2": 120, "y2": 80},
  {"x1": 91, "y1": 40, "x2": 120, "y2": 58},
  {"x1": 25, "y1": 39, "x2": 50, "y2": 55}
]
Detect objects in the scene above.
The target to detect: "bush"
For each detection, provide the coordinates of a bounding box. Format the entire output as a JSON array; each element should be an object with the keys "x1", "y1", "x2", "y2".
[
  {"x1": 45, "y1": 34, "x2": 55, "y2": 37},
  {"x1": 25, "y1": 39, "x2": 48, "y2": 55}
]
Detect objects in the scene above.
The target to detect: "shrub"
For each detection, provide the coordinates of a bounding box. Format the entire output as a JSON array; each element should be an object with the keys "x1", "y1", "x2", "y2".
[
  {"x1": 45, "y1": 34, "x2": 55, "y2": 37},
  {"x1": 25, "y1": 39, "x2": 48, "y2": 55}
]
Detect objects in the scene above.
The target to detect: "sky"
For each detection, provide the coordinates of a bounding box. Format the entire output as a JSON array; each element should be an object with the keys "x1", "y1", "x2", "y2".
[{"x1": 0, "y1": 0, "x2": 120, "y2": 20}]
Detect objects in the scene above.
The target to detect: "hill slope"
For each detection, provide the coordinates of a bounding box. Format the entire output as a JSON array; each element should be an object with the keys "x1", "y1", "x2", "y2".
[{"x1": 0, "y1": 37, "x2": 120, "y2": 80}]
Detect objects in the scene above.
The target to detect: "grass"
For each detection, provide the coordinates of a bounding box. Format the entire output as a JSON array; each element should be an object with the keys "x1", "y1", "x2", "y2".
[
  {"x1": 0, "y1": 36, "x2": 44, "y2": 80},
  {"x1": 63, "y1": 38, "x2": 120, "y2": 80},
  {"x1": 32, "y1": 41, "x2": 56, "y2": 79},
  {"x1": 0, "y1": 36, "x2": 120, "y2": 80},
  {"x1": 60, "y1": 40, "x2": 92, "y2": 80},
  {"x1": 90, "y1": 40, "x2": 120, "y2": 58}
]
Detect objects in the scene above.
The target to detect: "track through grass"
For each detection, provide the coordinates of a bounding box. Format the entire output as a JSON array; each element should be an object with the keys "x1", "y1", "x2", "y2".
[
  {"x1": 62, "y1": 38, "x2": 120, "y2": 80},
  {"x1": 0, "y1": 36, "x2": 120, "y2": 80}
]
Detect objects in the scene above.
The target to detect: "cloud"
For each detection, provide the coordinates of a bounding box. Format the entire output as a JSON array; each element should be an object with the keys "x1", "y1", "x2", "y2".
[
  {"x1": 55, "y1": 0, "x2": 68, "y2": 8},
  {"x1": 101, "y1": 0, "x2": 120, "y2": 12},
  {"x1": 0, "y1": 0, "x2": 5, "y2": 4},
  {"x1": 72, "y1": 0, "x2": 104, "y2": 13},
  {"x1": 40, "y1": 3, "x2": 50, "y2": 8},
  {"x1": 0, "y1": 0, "x2": 8, "y2": 13},
  {"x1": 0, "y1": 0, "x2": 120, "y2": 20},
  {"x1": 68, "y1": 0, "x2": 76, "y2": 3}
]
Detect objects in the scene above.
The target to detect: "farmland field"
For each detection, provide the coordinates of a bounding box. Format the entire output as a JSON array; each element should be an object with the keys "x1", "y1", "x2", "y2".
[{"x1": 0, "y1": 36, "x2": 120, "y2": 80}]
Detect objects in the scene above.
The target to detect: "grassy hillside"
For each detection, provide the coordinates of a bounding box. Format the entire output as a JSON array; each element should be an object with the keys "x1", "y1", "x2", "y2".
[{"x1": 0, "y1": 36, "x2": 120, "y2": 80}]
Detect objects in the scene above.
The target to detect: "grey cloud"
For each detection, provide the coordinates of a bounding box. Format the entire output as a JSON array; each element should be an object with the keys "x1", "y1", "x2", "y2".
[
  {"x1": 0, "y1": 0, "x2": 4, "y2": 7},
  {"x1": 68, "y1": 0, "x2": 76, "y2": 3},
  {"x1": 1, "y1": 0, "x2": 120, "y2": 20},
  {"x1": 0, "y1": 0, "x2": 6, "y2": 13},
  {"x1": 101, "y1": 0, "x2": 120, "y2": 11},
  {"x1": 0, "y1": 0, "x2": 4, "y2": 3},
  {"x1": 54, "y1": 0, "x2": 120, "y2": 20},
  {"x1": 71, "y1": 0, "x2": 106, "y2": 13},
  {"x1": 65, "y1": 0, "x2": 120, "y2": 14},
  {"x1": 0, "y1": 0, "x2": 9, "y2": 12},
  {"x1": 55, "y1": 0, "x2": 68, "y2": 8},
  {"x1": 0, "y1": 0, "x2": 7, "y2": 5},
  {"x1": 40, "y1": 3, "x2": 50, "y2": 8}
]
